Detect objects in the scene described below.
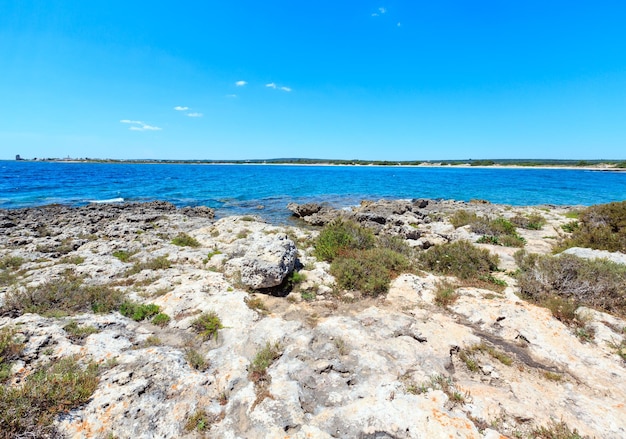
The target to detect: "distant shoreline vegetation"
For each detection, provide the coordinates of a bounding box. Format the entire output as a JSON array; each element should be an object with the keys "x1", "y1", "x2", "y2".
[{"x1": 8, "y1": 157, "x2": 626, "y2": 169}]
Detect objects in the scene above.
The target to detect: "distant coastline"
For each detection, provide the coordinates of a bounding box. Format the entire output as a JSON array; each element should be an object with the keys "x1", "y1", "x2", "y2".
[{"x1": 6, "y1": 157, "x2": 626, "y2": 171}]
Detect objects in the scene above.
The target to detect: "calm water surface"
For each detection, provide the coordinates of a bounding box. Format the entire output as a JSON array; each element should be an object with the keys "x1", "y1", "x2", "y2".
[{"x1": 1, "y1": 161, "x2": 625, "y2": 222}]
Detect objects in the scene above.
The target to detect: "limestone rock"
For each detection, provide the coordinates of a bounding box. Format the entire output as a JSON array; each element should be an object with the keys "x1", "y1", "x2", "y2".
[{"x1": 226, "y1": 233, "x2": 297, "y2": 289}]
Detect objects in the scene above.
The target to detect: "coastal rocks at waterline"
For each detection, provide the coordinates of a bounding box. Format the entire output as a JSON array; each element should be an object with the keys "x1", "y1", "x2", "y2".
[{"x1": 1, "y1": 201, "x2": 625, "y2": 438}]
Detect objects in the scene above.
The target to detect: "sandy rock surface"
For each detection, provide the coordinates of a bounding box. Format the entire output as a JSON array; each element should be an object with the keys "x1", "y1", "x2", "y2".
[{"x1": 1, "y1": 200, "x2": 625, "y2": 439}]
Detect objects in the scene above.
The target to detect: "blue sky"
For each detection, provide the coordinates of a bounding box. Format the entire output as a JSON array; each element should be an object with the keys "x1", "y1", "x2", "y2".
[{"x1": 1, "y1": 1, "x2": 625, "y2": 161}]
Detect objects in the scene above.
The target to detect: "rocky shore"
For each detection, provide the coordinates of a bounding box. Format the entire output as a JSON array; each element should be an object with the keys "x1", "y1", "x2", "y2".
[{"x1": 1, "y1": 200, "x2": 625, "y2": 438}]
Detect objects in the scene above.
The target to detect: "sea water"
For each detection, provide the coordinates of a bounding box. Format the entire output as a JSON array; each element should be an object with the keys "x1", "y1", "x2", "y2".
[{"x1": 1, "y1": 161, "x2": 625, "y2": 222}]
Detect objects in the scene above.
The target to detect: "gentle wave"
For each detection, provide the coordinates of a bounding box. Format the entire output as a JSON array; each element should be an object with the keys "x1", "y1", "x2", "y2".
[{"x1": 88, "y1": 197, "x2": 125, "y2": 204}]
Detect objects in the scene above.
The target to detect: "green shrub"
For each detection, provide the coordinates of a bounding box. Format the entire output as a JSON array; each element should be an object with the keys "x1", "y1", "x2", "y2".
[
  {"x1": 112, "y1": 250, "x2": 136, "y2": 262},
  {"x1": 418, "y1": 240, "x2": 499, "y2": 280},
  {"x1": 449, "y1": 210, "x2": 480, "y2": 228},
  {"x1": 331, "y1": 248, "x2": 410, "y2": 296},
  {"x1": 151, "y1": 313, "x2": 171, "y2": 327},
  {"x1": 63, "y1": 321, "x2": 100, "y2": 342},
  {"x1": 0, "y1": 356, "x2": 99, "y2": 438},
  {"x1": 119, "y1": 302, "x2": 160, "y2": 322},
  {"x1": 556, "y1": 201, "x2": 626, "y2": 252},
  {"x1": 511, "y1": 213, "x2": 546, "y2": 230},
  {"x1": 1, "y1": 273, "x2": 124, "y2": 317},
  {"x1": 0, "y1": 256, "x2": 24, "y2": 270},
  {"x1": 172, "y1": 233, "x2": 201, "y2": 248},
  {"x1": 191, "y1": 311, "x2": 224, "y2": 341},
  {"x1": 516, "y1": 251, "x2": 626, "y2": 317},
  {"x1": 314, "y1": 219, "x2": 375, "y2": 262},
  {"x1": 561, "y1": 221, "x2": 579, "y2": 233},
  {"x1": 126, "y1": 255, "x2": 172, "y2": 275},
  {"x1": 185, "y1": 348, "x2": 209, "y2": 371},
  {"x1": 377, "y1": 234, "x2": 413, "y2": 256},
  {"x1": 0, "y1": 326, "x2": 24, "y2": 382}
]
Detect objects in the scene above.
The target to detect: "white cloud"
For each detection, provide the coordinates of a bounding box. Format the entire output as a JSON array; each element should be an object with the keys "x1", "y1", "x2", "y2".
[
  {"x1": 266, "y1": 83, "x2": 292, "y2": 92},
  {"x1": 226, "y1": 94, "x2": 238, "y2": 98},
  {"x1": 397, "y1": 22, "x2": 401, "y2": 27},
  {"x1": 121, "y1": 120, "x2": 162, "y2": 131},
  {"x1": 235, "y1": 80, "x2": 247, "y2": 87},
  {"x1": 174, "y1": 106, "x2": 189, "y2": 111},
  {"x1": 187, "y1": 112, "x2": 203, "y2": 117},
  {"x1": 372, "y1": 7, "x2": 386, "y2": 16}
]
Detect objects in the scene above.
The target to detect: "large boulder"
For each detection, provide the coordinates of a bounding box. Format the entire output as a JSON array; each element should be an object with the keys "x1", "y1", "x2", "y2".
[{"x1": 226, "y1": 233, "x2": 297, "y2": 289}]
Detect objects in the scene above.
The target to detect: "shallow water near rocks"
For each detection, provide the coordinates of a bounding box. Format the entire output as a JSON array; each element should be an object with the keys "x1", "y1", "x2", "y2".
[{"x1": 2, "y1": 161, "x2": 625, "y2": 222}]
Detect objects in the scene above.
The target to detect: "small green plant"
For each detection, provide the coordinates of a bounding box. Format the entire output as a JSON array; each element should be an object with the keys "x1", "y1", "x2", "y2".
[
  {"x1": 433, "y1": 280, "x2": 459, "y2": 308},
  {"x1": 478, "y1": 274, "x2": 507, "y2": 287},
  {"x1": 458, "y1": 350, "x2": 480, "y2": 372},
  {"x1": 249, "y1": 341, "x2": 282, "y2": 382},
  {"x1": 191, "y1": 311, "x2": 224, "y2": 341},
  {"x1": 60, "y1": 255, "x2": 85, "y2": 265},
  {"x1": 112, "y1": 250, "x2": 136, "y2": 262},
  {"x1": 151, "y1": 313, "x2": 171, "y2": 327},
  {"x1": 314, "y1": 219, "x2": 375, "y2": 262},
  {"x1": 245, "y1": 296, "x2": 269, "y2": 314},
  {"x1": 468, "y1": 343, "x2": 513, "y2": 366},
  {"x1": 241, "y1": 216, "x2": 255, "y2": 222},
  {"x1": 236, "y1": 230, "x2": 250, "y2": 239},
  {"x1": 63, "y1": 321, "x2": 99, "y2": 342},
  {"x1": 204, "y1": 248, "x2": 222, "y2": 264},
  {"x1": 125, "y1": 255, "x2": 172, "y2": 275},
  {"x1": 185, "y1": 348, "x2": 209, "y2": 371},
  {"x1": 119, "y1": 302, "x2": 160, "y2": 322},
  {"x1": 184, "y1": 409, "x2": 211, "y2": 432},
  {"x1": 172, "y1": 233, "x2": 201, "y2": 248},
  {"x1": 300, "y1": 290, "x2": 317, "y2": 301},
  {"x1": 561, "y1": 221, "x2": 579, "y2": 233},
  {"x1": 0, "y1": 326, "x2": 24, "y2": 382},
  {"x1": 334, "y1": 337, "x2": 349, "y2": 355}
]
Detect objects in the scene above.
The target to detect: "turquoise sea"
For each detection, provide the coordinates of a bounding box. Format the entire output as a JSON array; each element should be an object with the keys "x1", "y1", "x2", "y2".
[{"x1": 1, "y1": 161, "x2": 625, "y2": 222}]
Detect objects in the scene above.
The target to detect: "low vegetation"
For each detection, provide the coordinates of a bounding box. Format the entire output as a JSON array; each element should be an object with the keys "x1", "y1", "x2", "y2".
[
  {"x1": 331, "y1": 248, "x2": 410, "y2": 296},
  {"x1": 531, "y1": 419, "x2": 584, "y2": 439},
  {"x1": 433, "y1": 280, "x2": 459, "y2": 308},
  {"x1": 249, "y1": 341, "x2": 282, "y2": 383},
  {"x1": 0, "y1": 356, "x2": 99, "y2": 439},
  {"x1": 0, "y1": 326, "x2": 24, "y2": 382},
  {"x1": 418, "y1": 240, "x2": 499, "y2": 280},
  {"x1": 119, "y1": 301, "x2": 161, "y2": 322},
  {"x1": 516, "y1": 250, "x2": 626, "y2": 318},
  {"x1": 472, "y1": 217, "x2": 526, "y2": 247},
  {"x1": 1, "y1": 271, "x2": 125, "y2": 317},
  {"x1": 185, "y1": 348, "x2": 209, "y2": 371},
  {"x1": 556, "y1": 201, "x2": 626, "y2": 253},
  {"x1": 112, "y1": 250, "x2": 136, "y2": 262},
  {"x1": 63, "y1": 321, "x2": 100, "y2": 342},
  {"x1": 191, "y1": 311, "x2": 225, "y2": 341},
  {"x1": 314, "y1": 218, "x2": 375, "y2": 262},
  {"x1": 125, "y1": 255, "x2": 172, "y2": 275},
  {"x1": 449, "y1": 212, "x2": 526, "y2": 247},
  {"x1": 510, "y1": 212, "x2": 547, "y2": 230},
  {"x1": 314, "y1": 219, "x2": 411, "y2": 296},
  {"x1": 171, "y1": 232, "x2": 201, "y2": 248}
]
